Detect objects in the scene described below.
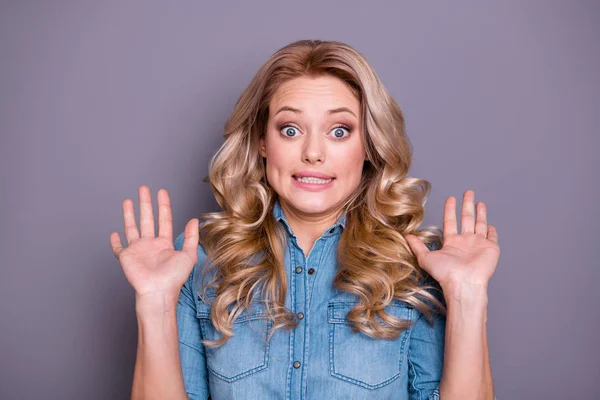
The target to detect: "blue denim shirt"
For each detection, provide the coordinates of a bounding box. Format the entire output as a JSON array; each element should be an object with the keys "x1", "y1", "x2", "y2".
[{"x1": 175, "y1": 200, "x2": 446, "y2": 399}]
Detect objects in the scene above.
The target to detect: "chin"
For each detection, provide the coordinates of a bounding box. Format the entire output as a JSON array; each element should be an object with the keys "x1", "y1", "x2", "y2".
[{"x1": 284, "y1": 193, "x2": 341, "y2": 214}]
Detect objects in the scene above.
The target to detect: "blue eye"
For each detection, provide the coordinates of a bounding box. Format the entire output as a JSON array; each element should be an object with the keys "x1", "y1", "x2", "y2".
[
  {"x1": 280, "y1": 125, "x2": 299, "y2": 137},
  {"x1": 330, "y1": 125, "x2": 351, "y2": 139},
  {"x1": 278, "y1": 124, "x2": 352, "y2": 139}
]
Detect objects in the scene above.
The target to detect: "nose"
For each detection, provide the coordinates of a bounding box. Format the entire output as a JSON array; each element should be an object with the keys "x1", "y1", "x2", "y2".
[{"x1": 302, "y1": 132, "x2": 325, "y2": 164}]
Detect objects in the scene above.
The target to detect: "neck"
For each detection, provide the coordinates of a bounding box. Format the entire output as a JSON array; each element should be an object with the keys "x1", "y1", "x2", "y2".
[{"x1": 278, "y1": 200, "x2": 342, "y2": 257}]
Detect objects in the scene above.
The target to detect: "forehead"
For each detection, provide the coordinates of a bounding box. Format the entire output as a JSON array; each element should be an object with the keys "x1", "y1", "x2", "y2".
[{"x1": 269, "y1": 75, "x2": 359, "y2": 112}]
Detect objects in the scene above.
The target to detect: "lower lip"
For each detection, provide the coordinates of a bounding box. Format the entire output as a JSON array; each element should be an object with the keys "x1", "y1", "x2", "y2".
[{"x1": 291, "y1": 176, "x2": 334, "y2": 191}]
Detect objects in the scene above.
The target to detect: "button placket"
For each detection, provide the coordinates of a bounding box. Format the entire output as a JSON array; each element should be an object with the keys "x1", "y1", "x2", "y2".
[{"x1": 290, "y1": 246, "x2": 307, "y2": 382}]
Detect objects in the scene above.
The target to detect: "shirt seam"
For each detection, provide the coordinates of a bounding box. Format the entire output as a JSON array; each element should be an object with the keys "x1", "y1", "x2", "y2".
[
  {"x1": 408, "y1": 354, "x2": 424, "y2": 400},
  {"x1": 179, "y1": 339, "x2": 204, "y2": 354}
]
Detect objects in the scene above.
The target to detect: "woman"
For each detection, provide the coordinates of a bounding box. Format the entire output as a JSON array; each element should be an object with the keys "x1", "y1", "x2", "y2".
[{"x1": 111, "y1": 40, "x2": 499, "y2": 399}]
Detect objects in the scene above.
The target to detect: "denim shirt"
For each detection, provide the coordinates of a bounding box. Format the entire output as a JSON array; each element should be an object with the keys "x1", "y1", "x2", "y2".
[{"x1": 175, "y1": 200, "x2": 446, "y2": 400}]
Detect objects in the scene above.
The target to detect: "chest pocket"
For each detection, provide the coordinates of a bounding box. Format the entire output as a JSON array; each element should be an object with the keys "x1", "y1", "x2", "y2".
[
  {"x1": 196, "y1": 295, "x2": 273, "y2": 383},
  {"x1": 327, "y1": 298, "x2": 414, "y2": 389}
]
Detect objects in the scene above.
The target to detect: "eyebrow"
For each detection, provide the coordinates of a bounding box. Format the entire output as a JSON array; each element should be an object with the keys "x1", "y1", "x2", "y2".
[{"x1": 274, "y1": 106, "x2": 357, "y2": 118}]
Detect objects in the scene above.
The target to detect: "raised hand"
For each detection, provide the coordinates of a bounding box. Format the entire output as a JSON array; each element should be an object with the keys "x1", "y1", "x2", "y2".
[
  {"x1": 404, "y1": 190, "x2": 500, "y2": 300},
  {"x1": 109, "y1": 185, "x2": 199, "y2": 300}
]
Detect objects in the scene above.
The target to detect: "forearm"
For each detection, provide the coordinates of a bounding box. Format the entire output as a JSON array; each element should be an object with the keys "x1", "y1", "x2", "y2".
[
  {"x1": 132, "y1": 295, "x2": 189, "y2": 400},
  {"x1": 131, "y1": 326, "x2": 143, "y2": 398},
  {"x1": 438, "y1": 285, "x2": 494, "y2": 400},
  {"x1": 482, "y1": 314, "x2": 494, "y2": 396}
]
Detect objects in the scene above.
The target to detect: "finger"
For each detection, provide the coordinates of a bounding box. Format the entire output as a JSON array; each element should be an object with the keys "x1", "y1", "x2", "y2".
[
  {"x1": 461, "y1": 189, "x2": 475, "y2": 234},
  {"x1": 123, "y1": 198, "x2": 139, "y2": 244},
  {"x1": 443, "y1": 196, "x2": 458, "y2": 236},
  {"x1": 487, "y1": 224, "x2": 499, "y2": 244},
  {"x1": 181, "y1": 218, "x2": 200, "y2": 264},
  {"x1": 109, "y1": 232, "x2": 124, "y2": 258},
  {"x1": 475, "y1": 201, "x2": 488, "y2": 236},
  {"x1": 157, "y1": 188, "x2": 173, "y2": 240},
  {"x1": 139, "y1": 185, "x2": 156, "y2": 238},
  {"x1": 404, "y1": 234, "x2": 430, "y2": 263}
]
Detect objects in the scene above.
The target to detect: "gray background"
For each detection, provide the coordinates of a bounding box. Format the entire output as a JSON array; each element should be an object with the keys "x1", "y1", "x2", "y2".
[{"x1": 1, "y1": 1, "x2": 598, "y2": 399}]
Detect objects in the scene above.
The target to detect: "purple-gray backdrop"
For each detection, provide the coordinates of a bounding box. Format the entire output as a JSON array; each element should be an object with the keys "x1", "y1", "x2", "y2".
[{"x1": 1, "y1": 1, "x2": 598, "y2": 399}]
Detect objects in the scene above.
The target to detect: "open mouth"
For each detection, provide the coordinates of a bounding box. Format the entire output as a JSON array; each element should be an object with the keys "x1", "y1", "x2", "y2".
[{"x1": 292, "y1": 175, "x2": 334, "y2": 184}]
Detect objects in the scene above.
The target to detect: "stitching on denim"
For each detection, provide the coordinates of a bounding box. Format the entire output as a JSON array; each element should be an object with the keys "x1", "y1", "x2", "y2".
[
  {"x1": 197, "y1": 309, "x2": 271, "y2": 323},
  {"x1": 398, "y1": 308, "x2": 412, "y2": 358},
  {"x1": 306, "y1": 235, "x2": 335, "y2": 312},
  {"x1": 206, "y1": 360, "x2": 269, "y2": 383},
  {"x1": 327, "y1": 303, "x2": 403, "y2": 390},
  {"x1": 287, "y1": 242, "x2": 297, "y2": 399},
  {"x1": 430, "y1": 387, "x2": 440, "y2": 400},
  {"x1": 179, "y1": 339, "x2": 204, "y2": 354},
  {"x1": 408, "y1": 355, "x2": 424, "y2": 400},
  {"x1": 198, "y1": 318, "x2": 208, "y2": 340},
  {"x1": 199, "y1": 318, "x2": 272, "y2": 383}
]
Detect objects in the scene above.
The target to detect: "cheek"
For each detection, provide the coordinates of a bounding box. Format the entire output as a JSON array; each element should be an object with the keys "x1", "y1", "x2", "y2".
[
  {"x1": 345, "y1": 148, "x2": 366, "y2": 188},
  {"x1": 331, "y1": 142, "x2": 365, "y2": 173},
  {"x1": 264, "y1": 140, "x2": 295, "y2": 179},
  {"x1": 266, "y1": 146, "x2": 286, "y2": 168}
]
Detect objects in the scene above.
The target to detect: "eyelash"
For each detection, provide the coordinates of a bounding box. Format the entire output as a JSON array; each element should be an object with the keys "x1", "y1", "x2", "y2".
[{"x1": 278, "y1": 124, "x2": 352, "y2": 140}]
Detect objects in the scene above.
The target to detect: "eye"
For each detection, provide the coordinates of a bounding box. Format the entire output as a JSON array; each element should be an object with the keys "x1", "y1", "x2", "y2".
[
  {"x1": 279, "y1": 124, "x2": 300, "y2": 138},
  {"x1": 278, "y1": 123, "x2": 352, "y2": 139},
  {"x1": 329, "y1": 124, "x2": 351, "y2": 140}
]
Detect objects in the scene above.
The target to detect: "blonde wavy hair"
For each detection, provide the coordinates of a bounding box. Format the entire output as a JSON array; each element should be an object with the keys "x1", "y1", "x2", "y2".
[{"x1": 195, "y1": 39, "x2": 446, "y2": 347}]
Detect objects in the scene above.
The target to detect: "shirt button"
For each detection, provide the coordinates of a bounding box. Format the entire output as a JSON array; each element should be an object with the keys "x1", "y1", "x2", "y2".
[
  {"x1": 297, "y1": 312, "x2": 304, "y2": 320},
  {"x1": 293, "y1": 361, "x2": 301, "y2": 369},
  {"x1": 307, "y1": 268, "x2": 315, "y2": 275},
  {"x1": 295, "y1": 266, "x2": 302, "y2": 273},
  {"x1": 329, "y1": 228, "x2": 335, "y2": 234}
]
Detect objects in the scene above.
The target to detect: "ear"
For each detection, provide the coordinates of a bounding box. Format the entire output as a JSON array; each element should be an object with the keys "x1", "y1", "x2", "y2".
[{"x1": 259, "y1": 136, "x2": 267, "y2": 158}]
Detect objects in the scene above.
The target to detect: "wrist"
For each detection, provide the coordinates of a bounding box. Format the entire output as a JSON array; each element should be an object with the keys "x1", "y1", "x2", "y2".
[
  {"x1": 442, "y1": 282, "x2": 489, "y2": 310},
  {"x1": 135, "y1": 291, "x2": 180, "y2": 316}
]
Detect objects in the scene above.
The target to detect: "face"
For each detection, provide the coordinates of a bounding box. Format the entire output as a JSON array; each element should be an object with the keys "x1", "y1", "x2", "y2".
[{"x1": 259, "y1": 75, "x2": 366, "y2": 220}]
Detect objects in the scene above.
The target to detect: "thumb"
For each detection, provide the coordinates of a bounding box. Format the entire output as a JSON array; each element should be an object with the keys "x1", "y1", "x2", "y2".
[
  {"x1": 404, "y1": 234, "x2": 430, "y2": 264},
  {"x1": 181, "y1": 218, "x2": 200, "y2": 264}
]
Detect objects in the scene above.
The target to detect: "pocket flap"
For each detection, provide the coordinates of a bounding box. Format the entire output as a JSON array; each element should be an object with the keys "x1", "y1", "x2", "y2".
[{"x1": 328, "y1": 300, "x2": 414, "y2": 324}]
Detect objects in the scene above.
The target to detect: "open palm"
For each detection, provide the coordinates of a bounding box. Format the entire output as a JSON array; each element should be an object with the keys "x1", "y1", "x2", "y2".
[
  {"x1": 109, "y1": 186, "x2": 199, "y2": 299},
  {"x1": 404, "y1": 190, "x2": 500, "y2": 294}
]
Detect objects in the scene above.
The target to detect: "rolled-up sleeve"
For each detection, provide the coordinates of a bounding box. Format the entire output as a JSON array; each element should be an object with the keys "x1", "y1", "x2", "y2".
[
  {"x1": 174, "y1": 232, "x2": 210, "y2": 400},
  {"x1": 407, "y1": 307, "x2": 446, "y2": 400},
  {"x1": 404, "y1": 239, "x2": 445, "y2": 399},
  {"x1": 406, "y1": 298, "x2": 498, "y2": 400}
]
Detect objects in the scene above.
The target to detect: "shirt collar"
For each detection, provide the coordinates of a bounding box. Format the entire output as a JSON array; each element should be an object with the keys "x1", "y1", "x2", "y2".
[{"x1": 273, "y1": 198, "x2": 347, "y2": 237}]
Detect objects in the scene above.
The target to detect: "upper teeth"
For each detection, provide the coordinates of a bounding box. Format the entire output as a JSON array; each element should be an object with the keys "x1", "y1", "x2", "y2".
[{"x1": 295, "y1": 176, "x2": 332, "y2": 184}]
